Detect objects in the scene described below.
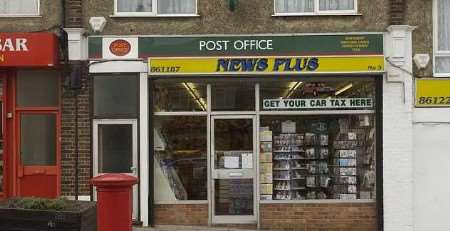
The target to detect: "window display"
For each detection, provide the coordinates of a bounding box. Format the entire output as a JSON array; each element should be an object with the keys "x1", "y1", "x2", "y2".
[
  {"x1": 260, "y1": 114, "x2": 376, "y2": 200},
  {"x1": 154, "y1": 81, "x2": 207, "y2": 112},
  {"x1": 154, "y1": 116, "x2": 207, "y2": 201}
]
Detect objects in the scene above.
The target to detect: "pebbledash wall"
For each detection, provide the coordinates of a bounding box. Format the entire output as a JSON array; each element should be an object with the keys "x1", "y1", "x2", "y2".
[
  {"x1": 61, "y1": 0, "x2": 418, "y2": 230},
  {"x1": 407, "y1": 0, "x2": 450, "y2": 231}
]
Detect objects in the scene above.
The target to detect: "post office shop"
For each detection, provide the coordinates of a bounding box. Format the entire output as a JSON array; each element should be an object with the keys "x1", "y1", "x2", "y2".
[{"x1": 88, "y1": 34, "x2": 384, "y2": 229}]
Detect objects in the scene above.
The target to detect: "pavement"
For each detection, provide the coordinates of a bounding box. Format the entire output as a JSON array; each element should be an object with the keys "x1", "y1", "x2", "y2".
[{"x1": 133, "y1": 225, "x2": 257, "y2": 231}]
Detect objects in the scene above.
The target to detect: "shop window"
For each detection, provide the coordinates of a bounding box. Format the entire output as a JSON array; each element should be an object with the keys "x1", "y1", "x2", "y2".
[
  {"x1": 93, "y1": 75, "x2": 139, "y2": 118},
  {"x1": 154, "y1": 116, "x2": 207, "y2": 201},
  {"x1": 274, "y1": 0, "x2": 357, "y2": 15},
  {"x1": 260, "y1": 80, "x2": 375, "y2": 111},
  {"x1": 20, "y1": 114, "x2": 56, "y2": 166},
  {"x1": 0, "y1": 0, "x2": 39, "y2": 16},
  {"x1": 115, "y1": 0, "x2": 197, "y2": 16},
  {"x1": 260, "y1": 114, "x2": 376, "y2": 201},
  {"x1": 154, "y1": 81, "x2": 207, "y2": 112},
  {"x1": 434, "y1": 0, "x2": 450, "y2": 76},
  {"x1": 16, "y1": 70, "x2": 59, "y2": 107},
  {"x1": 211, "y1": 81, "x2": 255, "y2": 111}
]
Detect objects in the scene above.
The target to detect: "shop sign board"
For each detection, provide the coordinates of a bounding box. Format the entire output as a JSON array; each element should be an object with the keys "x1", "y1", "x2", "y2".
[
  {"x1": 89, "y1": 34, "x2": 384, "y2": 59},
  {"x1": 148, "y1": 56, "x2": 384, "y2": 75},
  {"x1": 263, "y1": 98, "x2": 374, "y2": 110},
  {"x1": 416, "y1": 79, "x2": 450, "y2": 107},
  {"x1": 0, "y1": 32, "x2": 58, "y2": 67}
]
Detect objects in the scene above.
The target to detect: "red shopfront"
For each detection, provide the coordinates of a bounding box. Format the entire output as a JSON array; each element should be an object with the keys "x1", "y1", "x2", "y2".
[{"x1": 0, "y1": 32, "x2": 61, "y2": 199}]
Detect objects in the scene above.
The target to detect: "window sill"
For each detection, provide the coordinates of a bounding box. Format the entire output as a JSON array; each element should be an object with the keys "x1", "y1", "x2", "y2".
[
  {"x1": 272, "y1": 13, "x2": 362, "y2": 17},
  {"x1": 154, "y1": 200, "x2": 208, "y2": 205},
  {"x1": 432, "y1": 74, "x2": 450, "y2": 78},
  {"x1": 0, "y1": 15, "x2": 41, "y2": 18},
  {"x1": 110, "y1": 14, "x2": 200, "y2": 18}
]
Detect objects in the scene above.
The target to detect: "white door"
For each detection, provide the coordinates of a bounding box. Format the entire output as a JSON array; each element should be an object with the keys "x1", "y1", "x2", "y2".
[
  {"x1": 210, "y1": 115, "x2": 257, "y2": 224},
  {"x1": 93, "y1": 119, "x2": 139, "y2": 220}
]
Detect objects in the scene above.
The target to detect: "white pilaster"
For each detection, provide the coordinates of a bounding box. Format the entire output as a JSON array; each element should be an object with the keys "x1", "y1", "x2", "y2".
[
  {"x1": 64, "y1": 28, "x2": 87, "y2": 61},
  {"x1": 383, "y1": 25, "x2": 415, "y2": 231}
]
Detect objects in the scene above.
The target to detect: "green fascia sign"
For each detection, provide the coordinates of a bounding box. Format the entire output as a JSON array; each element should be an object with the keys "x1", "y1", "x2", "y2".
[{"x1": 88, "y1": 34, "x2": 383, "y2": 59}]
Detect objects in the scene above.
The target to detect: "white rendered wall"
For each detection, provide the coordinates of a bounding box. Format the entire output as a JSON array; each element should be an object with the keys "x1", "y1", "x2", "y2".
[
  {"x1": 383, "y1": 25, "x2": 415, "y2": 231},
  {"x1": 413, "y1": 109, "x2": 450, "y2": 231}
]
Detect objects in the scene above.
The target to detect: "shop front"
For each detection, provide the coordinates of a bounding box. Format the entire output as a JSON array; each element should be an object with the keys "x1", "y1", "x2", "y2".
[
  {"x1": 0, "y1": 32, "x2": 61, "y2": 200},
  {"x1": 88, "y1": 33, "x2": 384, "y2": 229}
]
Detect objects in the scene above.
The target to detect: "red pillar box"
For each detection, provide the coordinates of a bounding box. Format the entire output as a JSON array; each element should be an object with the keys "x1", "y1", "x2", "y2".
[{"x1": 91, "y1": 174, "x2": 138, "y2": 231}]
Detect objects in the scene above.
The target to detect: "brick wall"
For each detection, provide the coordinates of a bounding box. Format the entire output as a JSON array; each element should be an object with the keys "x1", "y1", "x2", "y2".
[
  {"x1": 61, "y1": 62, "x2": 91, "y2": 196},
  {"x1": 260, "y1": 203, "x2": 377, "y2": 231},
  {"x1": 66, "y1": 0, "x2": 82, "y2": 28},
  {"x1": 390, "y1": 0, "x2": 405, "y2": 25},
  {"x1": 154, "y1": 204, "x2": 208, "y2": 226}
]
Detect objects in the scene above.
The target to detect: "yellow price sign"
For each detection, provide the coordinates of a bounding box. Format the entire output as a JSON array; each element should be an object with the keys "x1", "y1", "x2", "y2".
[{"x1": 416, "y1": 79, "x2": 450, "y2": 107}]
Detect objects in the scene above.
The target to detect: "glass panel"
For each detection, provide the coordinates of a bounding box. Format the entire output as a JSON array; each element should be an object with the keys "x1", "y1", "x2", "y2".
[
  {"x1": 437, "y1": 0, "x2": 450, "y2": 51},
  {"x1": 117, "y1": 0, "x2": 152, "y2": 13},
  {"x1": 17, "y1": 70, "x2": 59, "y2": 107},
  {"x1": 319, "y1": 0, "x2": 354, "y2": 11},
  {"x1": 154, "y1": 81, "x2": 207, "y2": 112},
  {"x1": 215, "y1": 179, "x2": 254, "y2": 216},
  {"x1": 275, "y1": 0, "x2": 314, "y2": 13},
  {"x1": 260, "y1": 79, "x2": 375, "y2": 111},
  {"x1": 20, "y1": 114, "x2": 56, "y2": 166},
  {"x1": 435, "y1": 56, "x2": 450, "y2": 74},
  {"x1": 98, "y1": 124, "x2": 133, "y2": 173},
  {"x1": 0, "y1": 0, "x2": 39, "y2": 15},
  {"x1": 259, "y1": 114, "x2": 376, "y2": 200},
  {"x1": 211, "y1": 81, "x2": 255, "y2": 111},
  {"x1": 154, "y1": 116, "x2": 207, "y2": 200},
  {"x1": 93, "y1": 75, "x2": 138, "y2": 117},
  {"x1": 157, "y1": 0, "x2": 196, "y2": 14},
  {"x1": 214, "y1": 119, "x2": 253, "y2": 169}
]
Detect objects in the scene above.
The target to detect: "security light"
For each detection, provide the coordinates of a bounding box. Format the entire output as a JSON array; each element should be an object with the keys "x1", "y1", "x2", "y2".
[
  {"x1": 89, "y1": 17, "x2": 107, "y2": 33},
  {"x1": 413, "y1": 54, "x2": 430, "y2": 69}
]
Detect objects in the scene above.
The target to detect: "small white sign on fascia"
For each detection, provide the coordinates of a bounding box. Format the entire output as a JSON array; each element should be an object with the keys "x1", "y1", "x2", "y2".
[{"x1": 102, "y1": 37, "x2": 138, "y2": 59}]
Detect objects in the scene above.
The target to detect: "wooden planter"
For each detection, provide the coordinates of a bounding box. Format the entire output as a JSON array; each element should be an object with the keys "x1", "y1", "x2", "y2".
[{"x1": 0, "y1": 200, "x2": 96, "y2": 231}]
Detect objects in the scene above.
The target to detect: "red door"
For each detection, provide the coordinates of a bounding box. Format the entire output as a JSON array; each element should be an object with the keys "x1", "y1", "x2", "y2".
[
  {"x1": 17, "y1": 112, "x2": 59, "y2": 197},
  {"x1": 11, "y1": 70, "x2": 61, "y2": 198},
  {"x1": 0, "y1": 73, "x2": 7, "y2": 200}
]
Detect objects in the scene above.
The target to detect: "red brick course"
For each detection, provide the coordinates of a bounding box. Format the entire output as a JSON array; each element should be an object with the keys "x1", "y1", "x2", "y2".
[
  {"x1": 154, "y1": 204, "x2": 208, "y2": 226},
  {"x1": 260, "y1": 202, "x2": 377, "y2": 231},
  {"x1": 390, "y1": 0, "x2": 405, "y2": 25},
  {"x1": 61, "y1": 62, "x2": 92, "y2": 196}
]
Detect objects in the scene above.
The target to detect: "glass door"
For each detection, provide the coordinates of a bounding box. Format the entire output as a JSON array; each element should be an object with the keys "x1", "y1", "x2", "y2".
[
  {"x1": 93, "y1": 119, "x2": 139, "y2": 220},
  {"x1": 211, "y1": 115, "x2": 257, "y2": 224}
]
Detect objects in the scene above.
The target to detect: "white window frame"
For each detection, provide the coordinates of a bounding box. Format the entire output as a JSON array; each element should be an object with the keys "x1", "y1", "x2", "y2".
[
  {"x1": 433, "y1": 0, "x2": 450, "y2": 77},
  {"x1": 0, "y1": 0, "x2": 40, "y2": 17},
  {"x1": 273, "y1": 0, "x2": 358, "y2": 16},
  {"x1": 113, "y1": 0, "x2": 198, "y2": 17}
]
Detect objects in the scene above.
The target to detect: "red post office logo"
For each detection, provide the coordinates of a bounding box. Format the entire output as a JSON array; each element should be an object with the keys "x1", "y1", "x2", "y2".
[{"x1": 109, "y1": 39, "x2": 131, "y2": 56}]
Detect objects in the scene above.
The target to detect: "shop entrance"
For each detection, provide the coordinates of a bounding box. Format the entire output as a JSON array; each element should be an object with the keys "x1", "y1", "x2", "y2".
[
  {"x1": 210, "y1": 115, "x2": 257, "y2": 224},
  {"x1": 93, "y1": 119, "x2": 139, "y2": 220}
]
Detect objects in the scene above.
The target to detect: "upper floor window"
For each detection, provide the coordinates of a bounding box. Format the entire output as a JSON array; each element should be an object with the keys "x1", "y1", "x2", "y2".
[
  {"x1": 0, "y1": 0, "x2": 39, "y2": 16},
  {"x1": 274, "y1": 0, "x2": 357, "y2": 15},
  {"x1": 434, "y1": 0, "x2": 450, "y2": 76},
  {"x1": 115, "y1": 0, "x2": 197, "y2": 16}
]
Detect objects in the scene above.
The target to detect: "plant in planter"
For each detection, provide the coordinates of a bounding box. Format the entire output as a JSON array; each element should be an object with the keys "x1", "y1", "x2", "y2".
[{"x1": 0, "y1": 197, "x2": 96, "y2": 231}]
